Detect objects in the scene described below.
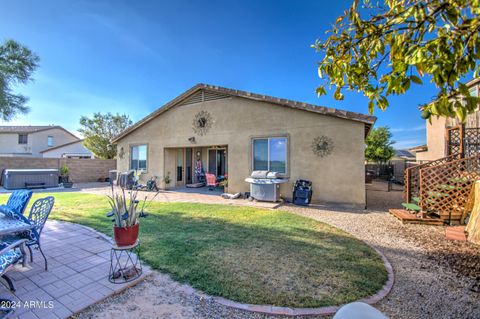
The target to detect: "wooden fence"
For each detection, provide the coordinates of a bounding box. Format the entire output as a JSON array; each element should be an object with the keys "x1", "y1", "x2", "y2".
[
  {"x1": 419, "y1": 154, "x2": 480, "y2": 224},
  {"x1": 404, "y1": 154, "x2": 459, "y2": 203}
]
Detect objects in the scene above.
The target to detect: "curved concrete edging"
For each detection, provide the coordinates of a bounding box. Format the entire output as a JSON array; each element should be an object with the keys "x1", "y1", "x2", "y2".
[{"x1": 59, "y1": 220, "x2": 394, "y2": 317}]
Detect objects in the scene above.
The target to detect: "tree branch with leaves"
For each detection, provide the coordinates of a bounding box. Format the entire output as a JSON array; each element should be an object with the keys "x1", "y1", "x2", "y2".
[
  {"x1": 78, "y1": 112, "x2": 132, "y2": 159},
  {"x1": 365, "y1": 126, "x2": 396, "y2": 163},
  {"x1": 313, "y1": 0, "x2": 480, "y2": 121},
  {"x1": 0, "y1": 40, "x2": 39, "y2": 121}
]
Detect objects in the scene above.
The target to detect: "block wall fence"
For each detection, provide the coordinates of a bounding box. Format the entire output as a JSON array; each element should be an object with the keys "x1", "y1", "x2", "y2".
[{"x1": 0, "y1": 157, "x2": 116, "y2": 183}]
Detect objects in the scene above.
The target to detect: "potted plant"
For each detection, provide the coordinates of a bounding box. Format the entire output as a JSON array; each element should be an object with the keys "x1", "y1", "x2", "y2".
[
  {"x1": 106, "y1": 185, "x2": 158, "y2": 246},
  {"x1": 59, "y1": 164, "x2": 73, "y2": 188},
  {"x1": 107, "y1": 187, "x2": 141, "y2": 246},
  {"x1": 219, "y1": 174, "x2": 228, "y2": 192},
  {"x1": 163, "y1": 172, "x2": 171, "y2": 189}
]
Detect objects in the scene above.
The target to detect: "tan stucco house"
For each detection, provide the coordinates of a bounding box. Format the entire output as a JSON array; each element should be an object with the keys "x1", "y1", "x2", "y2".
[
  {"x1": 414, "y1": 77, "x2": 480, "y2": 163},
  {"x1": 0, "y1": 125, "x2": 80, "y2": 157},
  {"x1": 113, "y1": 84, "x2": 376, "y2": 207}
]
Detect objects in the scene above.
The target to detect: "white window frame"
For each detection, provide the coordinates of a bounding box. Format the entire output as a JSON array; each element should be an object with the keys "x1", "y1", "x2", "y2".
[
  {"x1": 47, "y1": 135, "x2": 54, "y2": 147},
  {"x1": 129, "y1": 144, "x2": 148, "y2": 172},
  {"x1": 251, "y1": 136, "x2": 288, "y2": 175}
]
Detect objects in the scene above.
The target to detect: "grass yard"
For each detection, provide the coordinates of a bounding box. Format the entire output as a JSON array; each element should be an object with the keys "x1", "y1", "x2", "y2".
[{"x1": 1, "y1": 192, "x2": 388, "y2": 308}]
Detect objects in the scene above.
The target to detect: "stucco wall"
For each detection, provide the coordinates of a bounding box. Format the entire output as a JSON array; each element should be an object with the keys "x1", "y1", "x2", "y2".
[
  {"x1": 116, "y1": 97, "x2": 366, "y2": 207},
  {"x1": 416, "y1": 117, "x2": 447, "y2": 162},
  {"x1": 0, "y1": 128, "x2": 79, "y2": 157}
]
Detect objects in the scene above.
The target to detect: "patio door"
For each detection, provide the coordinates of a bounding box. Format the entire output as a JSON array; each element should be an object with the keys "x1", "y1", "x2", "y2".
[
  {"x1": 208, "y1": 148, "x2": 227, "y2": 177},
  {"x1": 186, "y1": 148, "x2": 193, "y2": 184},
  {"x1": 176, "y1": 149, "x2": 183, "y2": 184}
]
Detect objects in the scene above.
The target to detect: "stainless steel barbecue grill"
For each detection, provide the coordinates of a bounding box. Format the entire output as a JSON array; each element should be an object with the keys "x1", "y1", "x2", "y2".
[{"x1": 244, "y1": 170, "x2": 288, "y2": 202}]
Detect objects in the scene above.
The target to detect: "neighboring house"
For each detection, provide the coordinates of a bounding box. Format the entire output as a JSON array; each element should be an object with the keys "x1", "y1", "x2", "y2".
[
  {"x1": 414, "y1": 77, "x2": 480, "y2": 163},
  {"x1": 391, "y1": 149, "x2": 416, "y2": 182},
  {"x1": 113, "y1": 84, "x2": 376, "y2": 207},
  {"x1": 40, "y1": 139, "x2": 94, "y2": 159},
  {"x1": 393, "y1": 149, "x2": 416, "y2": 161},
  {"x1": 0, "y1": 126, "x2": 80, "y2": 157}
]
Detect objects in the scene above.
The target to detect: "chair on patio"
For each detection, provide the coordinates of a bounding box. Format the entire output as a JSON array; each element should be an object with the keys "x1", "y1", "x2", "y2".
[
  {"x1": 205, "y1": 173, "x2": 219, "y2": 191},
  {"x1": 0, "y1": 190, "x2": 33, "y2": 217},
  {"x1": 0, "y1": 239, "x2": 27, "y2": 291},
  {"x1": 3, "y1": 197, "x2": 55, "y2": 271}
]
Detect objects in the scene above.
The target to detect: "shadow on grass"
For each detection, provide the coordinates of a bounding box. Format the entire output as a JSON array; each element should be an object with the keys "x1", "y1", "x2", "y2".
[
  {"x1": 3, "y1": 193, "x2": 388, "y2": 308},
  {"x1": 138, "y1": 210, "x2": 388, "y2": 308}
]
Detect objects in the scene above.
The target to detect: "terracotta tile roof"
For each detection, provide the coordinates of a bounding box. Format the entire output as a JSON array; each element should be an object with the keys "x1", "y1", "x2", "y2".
[{"x1": 112, "y1": 84, "x2": 377, "y2": 142}]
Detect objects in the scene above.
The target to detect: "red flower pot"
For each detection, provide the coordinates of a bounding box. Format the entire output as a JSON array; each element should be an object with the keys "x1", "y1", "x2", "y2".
[{"x1": 113, "y1": 223, "x2": 139, "y2": 246}]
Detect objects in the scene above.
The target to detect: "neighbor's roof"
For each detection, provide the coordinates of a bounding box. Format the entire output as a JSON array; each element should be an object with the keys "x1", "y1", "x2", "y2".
[
  {"x1": 395, "y1": 149, "x2": 415, "y2": 159},
  {"x1": 409, "y1": 145, "x2": 428, "y2": 153},
  {"x1": 40, "y1": 139, "x2": 85, "y2": 153},
  {"x1": 112, "y1": 84, "x2": 377, "y2": 142},
  {"x1": 0, "y1": 125, "x2": 79, "y2": 140},
  {"x1": 0, "y1": 125, "x2": 58, "y2": 133}
]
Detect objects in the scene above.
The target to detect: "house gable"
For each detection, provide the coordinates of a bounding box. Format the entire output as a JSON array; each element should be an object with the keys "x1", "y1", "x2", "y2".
[{"x1": 112, "y1": 84, "x2": 376, "y2": 143}]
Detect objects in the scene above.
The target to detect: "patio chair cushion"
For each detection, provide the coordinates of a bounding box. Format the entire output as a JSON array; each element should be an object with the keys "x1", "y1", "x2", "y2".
[
  {"x1": 0, "y1": 244, "x2": 22, "y2": 274},
  {"x1": 0, "y1": 190, "x2": 33, "y2": 217}
]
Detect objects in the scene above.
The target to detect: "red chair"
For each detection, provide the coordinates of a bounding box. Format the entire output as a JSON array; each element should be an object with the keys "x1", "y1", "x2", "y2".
[{"x1": 205, "y1": 173, "x2": 219, "y2": 190}]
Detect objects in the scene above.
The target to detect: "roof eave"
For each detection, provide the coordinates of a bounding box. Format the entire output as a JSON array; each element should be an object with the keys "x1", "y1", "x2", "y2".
[{"x1": 112, "y1": 84, "x2": 377, "y2": 143}]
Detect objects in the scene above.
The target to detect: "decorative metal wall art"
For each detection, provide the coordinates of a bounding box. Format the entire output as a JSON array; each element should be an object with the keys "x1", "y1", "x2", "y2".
[
  {"x1": 311, "y1": 136, "x2": 334, "y2": 157},
  {"x1": 192, "y1": 110, "x2": 213, "y2": 136}
]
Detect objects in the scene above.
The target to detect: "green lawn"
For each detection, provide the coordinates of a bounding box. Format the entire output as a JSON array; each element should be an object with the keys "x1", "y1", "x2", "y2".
[{"x1": 2, "y1": 192, "x2": 388, "y2": 308}]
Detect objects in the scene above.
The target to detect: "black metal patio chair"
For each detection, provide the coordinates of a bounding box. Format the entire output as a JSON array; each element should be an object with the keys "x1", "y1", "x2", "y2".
[
  {"x1": 25, "y1": 197, "x2": 54, "y2": 270},
  {"x1": 3, "y1": 197, "x2": 55, "y2": 271}
]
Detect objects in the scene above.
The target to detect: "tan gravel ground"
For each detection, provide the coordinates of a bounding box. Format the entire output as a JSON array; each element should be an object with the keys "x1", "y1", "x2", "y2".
[{"x1": 72, "y1": 181, "x2": 479, "y2": 319}]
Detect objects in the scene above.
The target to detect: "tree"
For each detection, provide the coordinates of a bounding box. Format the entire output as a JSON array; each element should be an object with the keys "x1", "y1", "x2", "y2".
[
  {"x1": 365, "y1": 126, "x2": 395, "y2": 163},
  {"x1": 0, "y1": 39, "x2": 39, "y2": 121},
  {"x1": 78, "y1": 112, "x2": 132, "y2": 159},
  {"x1": 313, "y1": 0, "x2": 480, "y2": 122}
]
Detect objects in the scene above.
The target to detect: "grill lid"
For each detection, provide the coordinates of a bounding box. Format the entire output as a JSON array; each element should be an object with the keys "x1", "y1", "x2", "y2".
[{"x1": 250, "y1": 170, "x2": 269, "y2": 179}]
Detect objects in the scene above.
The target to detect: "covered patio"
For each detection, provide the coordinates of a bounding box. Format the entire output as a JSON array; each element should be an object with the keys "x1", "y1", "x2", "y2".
[{"x1": 164, "y1": 145, "x2": 227, "y2": 189}]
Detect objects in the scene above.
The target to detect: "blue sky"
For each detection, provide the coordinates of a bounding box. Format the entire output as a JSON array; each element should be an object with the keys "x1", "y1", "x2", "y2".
[{"x1": 0, "y1": 0, "x2": 444, "y2": 148}]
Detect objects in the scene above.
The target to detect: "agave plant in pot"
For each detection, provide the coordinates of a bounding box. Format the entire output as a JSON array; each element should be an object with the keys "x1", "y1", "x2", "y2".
[{"x1": 106, "y1": 186, "x2": 143, "y2": 247}]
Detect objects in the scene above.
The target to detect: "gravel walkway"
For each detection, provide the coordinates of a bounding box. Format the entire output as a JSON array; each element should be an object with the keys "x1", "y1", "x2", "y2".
[{"x1": 72, "y1": 182, "x2": 479, "y2": 319}]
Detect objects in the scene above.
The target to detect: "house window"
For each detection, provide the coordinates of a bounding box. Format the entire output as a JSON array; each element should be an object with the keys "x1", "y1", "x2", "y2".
[
  {"x1": 47, "y1": 136, "x2": 54, "y2": 147},
  {"x1": 130, "y1": 145, "x2": 147, "y2": 171},
  {"x1": 252, "y1": 137, "x2": 287, "y2": 174},
  {"x1": 18, "y1": 134, "x2": 28, "y2": 144}
]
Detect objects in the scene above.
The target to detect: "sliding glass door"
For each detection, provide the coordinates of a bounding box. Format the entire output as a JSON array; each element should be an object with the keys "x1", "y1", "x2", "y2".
[{"x1": 208, "y1": 148, "x2": 227, "y2": 177}]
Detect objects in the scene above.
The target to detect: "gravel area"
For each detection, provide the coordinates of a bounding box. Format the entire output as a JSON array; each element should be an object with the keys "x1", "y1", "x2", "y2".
[{"x1": 72, "y1": 182, "x2": 479, "y2": 319}]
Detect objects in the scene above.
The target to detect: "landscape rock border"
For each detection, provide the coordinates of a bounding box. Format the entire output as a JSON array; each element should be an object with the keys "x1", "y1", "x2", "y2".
[
  {"x1": 207, "y1": 243, "x2": 394, "y2": 316},
  {"x1": 69, "y1": 220, "x2": 394, "y2": 317}
]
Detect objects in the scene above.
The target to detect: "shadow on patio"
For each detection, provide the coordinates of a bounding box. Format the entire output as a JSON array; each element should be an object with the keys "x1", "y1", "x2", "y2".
[{"x1": 0, "y1": 220, "x2": 149, "y2": 319}]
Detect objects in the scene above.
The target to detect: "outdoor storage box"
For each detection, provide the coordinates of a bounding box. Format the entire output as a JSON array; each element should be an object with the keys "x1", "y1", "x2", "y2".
[{"x1": 2, "y1": 169, "x2": 59, "y2": 190}]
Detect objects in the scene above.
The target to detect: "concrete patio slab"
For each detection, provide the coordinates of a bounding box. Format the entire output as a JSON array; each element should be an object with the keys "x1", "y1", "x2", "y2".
[{"x1": 0, "y1": 220, "x2": 150, "y2": 319}]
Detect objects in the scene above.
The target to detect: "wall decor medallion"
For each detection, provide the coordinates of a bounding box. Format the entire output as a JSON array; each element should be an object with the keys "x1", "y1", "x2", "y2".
[
  {"x1": 118, "y1": 147, "x2": 125, "y2": 159},
  {"x1": 311, "y1": 136, "x2": 334, "y2": 157},
  {"x1": 192, "y1": 110, "x2": 213, "y2": 136}
]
